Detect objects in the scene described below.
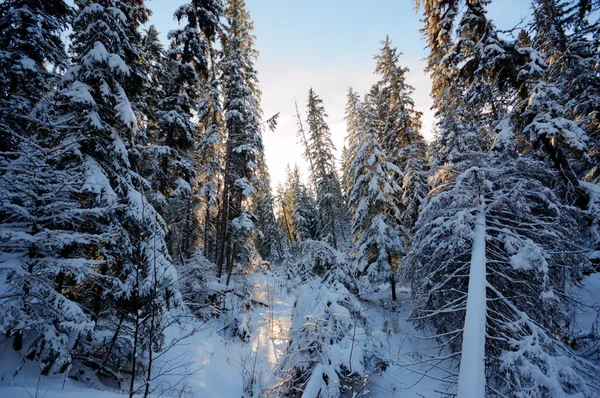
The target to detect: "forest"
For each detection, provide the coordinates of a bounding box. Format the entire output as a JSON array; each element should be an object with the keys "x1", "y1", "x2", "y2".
[{"x1": 0, "y1": 0, "x2": 599, "y2": 397}]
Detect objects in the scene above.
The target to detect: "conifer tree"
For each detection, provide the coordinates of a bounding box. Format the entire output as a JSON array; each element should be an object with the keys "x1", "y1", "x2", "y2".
[
  {"x1": 0, "y1": 134, "x2": 110, "y2": 375},
  {"x1": 303, "y1": 89, "x2": 347, "y2": 249},
  {"x1": 405, "y1": 153, "x2": 599, "y2": 396},
  {"x1": 51, "y1": 0, "x2": 179, "y2": 379},
  {"x1": 276, "y1": 165, "x2": 300, "y2": 245},
  {"x1": 373, "y1": 36, "x2": 422, "y2": 164},
  {"x1": 150, "y1": 0, "x2": 223, "y2": 261},
  {"x1": 138, "y1": 25, "x2": 169, "y2": 143},
  {"x1": 216, "y1": 0, "x2": 265, "y2": 283},
  {"x1": 346, "y1": 94, "x2": 404, "y2": 300},
  {"x1": 532, "y1": 0, "x2": 600, "y2": 183},
  {"x1": 253, "y1": 158, "x2": 284, "y2": 261},
  {"x1": 198, "y1": 45, "x2": 225, "y2": 261},
  {"x1": 291, "y1": 166, "x2": 319, "y2": 243},
  {"x1": 411, "y1": 1, "x2": 600, "y2": 394},
  {"x1": 341, "y1": 88, "x2": 362, "y2": 197},
  {"x1": 372, "y1": 37, "x2": 428, "y2": 233},
  {"x1": 0, "y1": 0, "x2": 72, "y2": 152}
]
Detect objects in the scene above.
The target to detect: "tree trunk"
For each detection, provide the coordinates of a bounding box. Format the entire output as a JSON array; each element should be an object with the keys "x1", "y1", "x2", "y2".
[
  {"x1": 204, "y1": 199, "x2": 212, "y2": 260},
  {"x1": 538, "y1": 135, "x2": 589, "y2": 209},
  {"x1": 128, "y1": 295, "x2": 140, "y2": 398},
  {"x1": 216, "y1": 179, "x2": 230, "y2": 279},
  {"x1": 225, "y1": 240, "x2": 235, "y2": 286},
  {"x1": 457, "y1": 198, "x2": 487, "y2": 398}
]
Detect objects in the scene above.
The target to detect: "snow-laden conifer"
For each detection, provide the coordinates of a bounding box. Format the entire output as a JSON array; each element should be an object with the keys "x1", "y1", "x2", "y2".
[{"x1": 346, "y1": 93, "x2": 404, "y2": 301}]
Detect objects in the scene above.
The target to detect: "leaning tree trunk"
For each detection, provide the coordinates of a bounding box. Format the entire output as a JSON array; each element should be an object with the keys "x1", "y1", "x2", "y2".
[{"x1": 457, "y1": 197, "x2": 487, "y2": 398}]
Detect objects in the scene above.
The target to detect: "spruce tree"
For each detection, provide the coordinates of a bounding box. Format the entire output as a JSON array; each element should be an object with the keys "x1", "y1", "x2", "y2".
[
  {"x1": 405, "y1": 153, "x2": 599, "y2": 396},
  {"x1": 0, "y1": 135, "x2": 109, "y2": 375},
  {"x1": 346, "y1": 94, "x2": 404, "y2": 301},
  {"x1": 532, "y1": 0, "x2": 600, "y2": 184},
  {"x1": 198, "y1": 45, "x2": 225, "y2": 261},
  {"x1": 253, "y1": 158, "x2": 284, "y2": 261},
  {"x1": 373, "y1": 36, "x2": 422, "y2": 165},
  {"x1": 291, "y1": 166, "x2": 318, "y2": 242},
  {"x1": 151, "y1": 0, "x2": 223, "y2": 261},
  {"x1": 304, "y1": 88, "x2": 347, "y2": 249},
  {"x1": 276, "y1": 165, "x2": 300, "y2": 245},
  {"x1": 216, "y1": 0, "x2": 265, "y2": 284},
  {"x1": 411, "y1": 1, "x2": 600, "y2": 394},
  {"x1": 370, "y1": 39, "x2": 430, "y2": 234},
  {"x1": 51, "y1": 0, "x2": 179, "y2": 380},
  {"x1": 0, "y1": 0, "x2": 72, "y2": 152}
]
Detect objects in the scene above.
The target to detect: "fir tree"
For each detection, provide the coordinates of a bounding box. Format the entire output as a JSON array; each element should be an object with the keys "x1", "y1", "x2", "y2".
[
  {"x1": 291, "y1": 166, "x2": 319, "y2": 243},
  {"x1": 371, "y1": 38, "x2": 429, "y2": 234},
  {"x1": 0, "y1": 135, "x2": 109, "y2": 375},
  {"x1": 151, "y1": 0, "x2": 223, "y2": 261},
  {"x1": 49, "y1": 0, "x2": 179, "y2": 381},
  {"x1": 412, "y1": 1, "x2": 600, "y2": 393},
  {"x1": 346, "y1": 94, "x2": 404, "y2": 301},
  {"x1": 304, "y1": 88, "x2": 347, "y2": 249},
  {"x1": 216, "y1": 0, "x2": 265, "y2": 284},
  {"x1": 532, "y1": 0, "x2": 600, "y2": 184},
  {"x1": 198, "y1": 44, "x2": 225, "y2": 261},
  {"x1": 373, "y1": 36, "x2": 422, "y2": 166},
  {"x1": 0, "y1": 0, "x2": 72, "y2": 152},
  {"x1": 405, "y1": 154, "x2": 599, "y2": 396},
  {"x1": 253, "y1": 157, "x2": 284, "y2": 261}
]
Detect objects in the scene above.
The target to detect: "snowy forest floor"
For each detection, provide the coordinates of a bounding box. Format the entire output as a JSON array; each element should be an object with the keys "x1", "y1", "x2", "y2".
[{"x1": 1, "y1": 269, "x2": 598, "y2": 397}]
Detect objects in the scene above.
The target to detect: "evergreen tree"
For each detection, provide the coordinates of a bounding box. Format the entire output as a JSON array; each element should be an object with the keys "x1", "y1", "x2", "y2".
[
  {"x1": 0, "y1": 135, "x2": 109, "y2": 375},
  {"x1": 291, "y1": 166, "x2": 319, "y2": 243},
  {"x1": 405, "y1": 154, "x2": 599, "y2": 396},
  {"x1": 346, "y1": 94, "x2": 404, "y2": 301},
  {"x1": 137, "y1": 25, "x2": 169, "y2": 143},
  {"x1": 413, "y1": 1, "x2": 600, "y2": 394},
  {"x1": 531, "y1": 0, "x2": 600, "y2": 183},
  {"x1": 304, "y1": 89, "x2": 347, "y2": 249},
  {"x1": 50, "y1": 0, "x2": 179, "y2": 381},
  {"x1": 276, "y1": 165, "x2": 300, "y2": 245},
  {"x1": 198, "y1": 44, "x2": 225, "y2": 261},
  {"x1": 341, "y1": 88, "x2": 362, "y2": 198},
  {"x1": 216, "y1": 0, "x2": 265, "y2": 284},
  {"x1": 253, "y1": 158, "x2": 284, "y2": 261},
  {"x1": 0, "y1": 0, "x2": 72, "y2": 152},
  {"x1": 151, "y1": 0, "x2": 223, "y2": 261},
  {"x1": 373, "y1": 36, "x2": 423, "y2": 166},
  {"x1": 370, "y1": 39, "x2": 430, "y2": 234}
]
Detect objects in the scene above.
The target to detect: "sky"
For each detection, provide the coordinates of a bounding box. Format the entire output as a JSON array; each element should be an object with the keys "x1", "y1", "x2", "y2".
[{"x1": 148, "y1": 0, "x2": 533, "y2": 188}]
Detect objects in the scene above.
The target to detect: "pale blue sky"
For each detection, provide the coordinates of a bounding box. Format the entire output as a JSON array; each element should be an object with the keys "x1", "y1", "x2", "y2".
[{"x1": 147, "y1": 0, "x2": 533, "y2": 187}]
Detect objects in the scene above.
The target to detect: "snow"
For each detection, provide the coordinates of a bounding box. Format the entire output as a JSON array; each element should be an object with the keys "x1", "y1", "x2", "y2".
[
  {"x1": 0, "y1": 268, "x2": 454, "y2": 398},
  {"x1": 83, "y1": 41, "x2": 110, "y2": 67},
  {"x1": 108, "y1": 54, "x2": 130, "y2": 75},
  {"x1": 62, "y1": 81, "x2": 96, "y2": 105},
  {"x1": 509, "y1": 239, "x2": 548, "y2": 273},
  {"x1": 114, "y1": 86, "x2": 138, "y2": 132},
  {"x1": 457, "y1": 200, "x2": 487, "y2": 398},
  {"x1": 81, "y1": 157, "x2": 117, "y2": 204},
  {"x1": 18, "y1": 57, "x2": 36, "y2": 71}
]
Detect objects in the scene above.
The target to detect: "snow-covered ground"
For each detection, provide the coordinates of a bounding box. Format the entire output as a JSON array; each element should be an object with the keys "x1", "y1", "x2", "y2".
[
  {"x1": 5, "y1": 269, "x2": 596, "y2": 397},
  {"x1": 0, "y1": 272, "x2": 296, "y2": 398},
  {"x1": 356, "y1": 287, "x2": 447, "y2": 397}
]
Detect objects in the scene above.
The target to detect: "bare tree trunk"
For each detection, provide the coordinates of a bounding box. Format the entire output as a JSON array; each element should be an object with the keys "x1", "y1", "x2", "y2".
[
  {"x1": 328, "y1": 201, "x2": 338, "y2": 250},
  {"x1": 204, "y1": 200, "x2": 212, "y2": 259},
  {"x1": 128, "y1": 294, "x2": 140, "y2": 398},
  {"x1": 216, "y1": 179, "x2": 230, "y2": 279},
  {"x1": 225, "y1": 239, "x2": 236, "y2": 286}
]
